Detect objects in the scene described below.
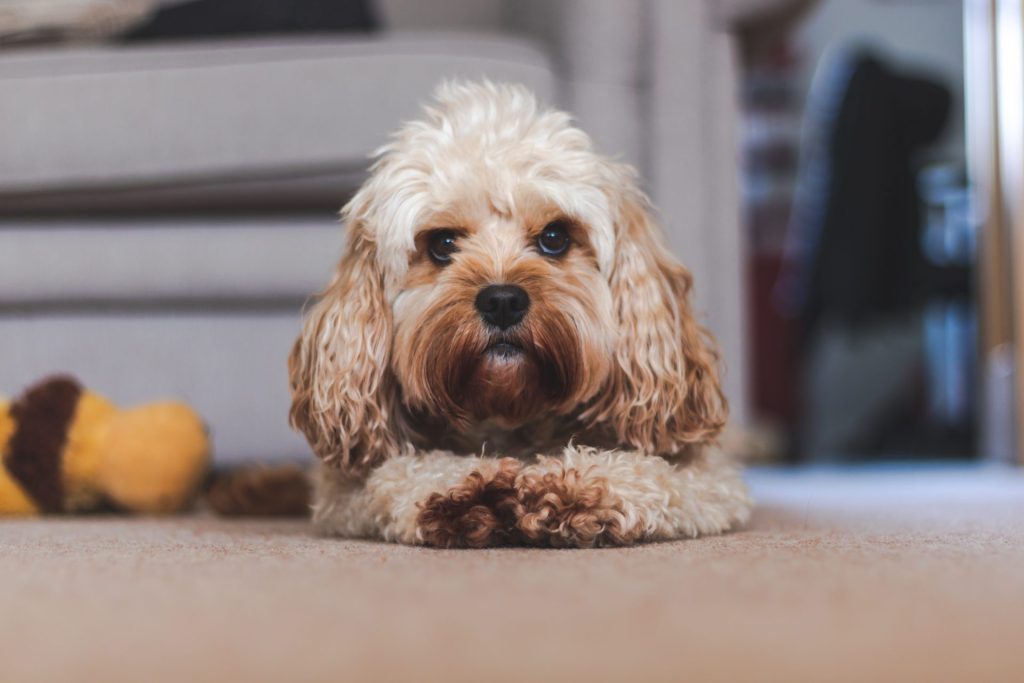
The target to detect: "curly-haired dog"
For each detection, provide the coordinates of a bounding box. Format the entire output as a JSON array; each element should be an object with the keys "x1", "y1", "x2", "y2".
[{"x1": 289, "y1": 81, "x2": 751, "y2": 548}]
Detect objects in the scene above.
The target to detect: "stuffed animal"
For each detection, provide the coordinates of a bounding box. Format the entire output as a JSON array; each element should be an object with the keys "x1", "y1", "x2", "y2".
[{"x1": 0, "y1": 375, "x2": 210, "y2": 515}]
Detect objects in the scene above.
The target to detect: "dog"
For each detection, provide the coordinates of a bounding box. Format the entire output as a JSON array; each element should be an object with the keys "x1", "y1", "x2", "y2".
[{"x1": 288, "y1": 81, "x2": 751, "y2": 548}]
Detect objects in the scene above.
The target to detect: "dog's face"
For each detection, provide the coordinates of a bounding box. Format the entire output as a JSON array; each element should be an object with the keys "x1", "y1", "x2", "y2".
[
  {"x1": 392, "y1": 190, "x2": 614, "y2": 428},
  {"x1": 290, "y1": 82, "x2": 726, "y2": 477}
]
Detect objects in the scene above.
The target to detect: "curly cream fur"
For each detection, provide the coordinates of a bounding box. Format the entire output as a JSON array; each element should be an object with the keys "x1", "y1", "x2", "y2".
[
  {"x1": 288, "y1": 234, "x2": 405, "y2": 476},
  {"x1": 291, "y1": 81, "x2": 751, "y2": 547},
  {"x1": 580, "y1": 196, "x2": 728, "y2": 456},
  {"x1": 516, "y1": 446, "x2": 750, "y2": 546},
  {"x1": 312, "y1": 446, "x2": 750, "y2": 548},
  {"x1": 312, "y1": 451, "x2": 502, "y2": 543}
]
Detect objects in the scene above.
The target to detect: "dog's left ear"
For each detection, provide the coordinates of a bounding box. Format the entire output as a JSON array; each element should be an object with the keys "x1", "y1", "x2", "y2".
[{"x1": 585, "y1": 176, "x2": 727, "y2": 456}]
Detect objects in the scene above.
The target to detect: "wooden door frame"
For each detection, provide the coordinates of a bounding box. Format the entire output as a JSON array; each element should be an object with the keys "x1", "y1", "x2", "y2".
[{"x1": 966, "y1": 0, "x2": 1023, "y2": 462}]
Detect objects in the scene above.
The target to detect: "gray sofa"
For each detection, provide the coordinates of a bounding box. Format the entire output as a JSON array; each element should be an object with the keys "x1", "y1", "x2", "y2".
[{"x1": 0, "y1": 0, "x2": 762, "y2": 462}]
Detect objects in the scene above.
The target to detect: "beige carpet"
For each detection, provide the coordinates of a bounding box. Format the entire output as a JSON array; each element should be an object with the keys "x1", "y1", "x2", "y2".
[{"x1": 1, "y1": 467, "x2": 1023, "y2": 683}]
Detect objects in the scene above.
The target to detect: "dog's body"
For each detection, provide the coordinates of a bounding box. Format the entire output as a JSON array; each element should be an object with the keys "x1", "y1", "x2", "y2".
[{"x1": 289, "y1": 82, "x2": 751, "y2": 548}]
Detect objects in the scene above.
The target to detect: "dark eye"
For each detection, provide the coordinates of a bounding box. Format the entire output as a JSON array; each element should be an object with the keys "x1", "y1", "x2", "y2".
[
  {"x1": 537, "y1": 222, "x2": 570, "y2": 257},
  {"x1": 428, "y1": 230, "x2": 459, "y2": 265}
]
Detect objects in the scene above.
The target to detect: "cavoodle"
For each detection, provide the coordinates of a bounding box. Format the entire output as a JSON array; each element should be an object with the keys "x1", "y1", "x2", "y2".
[{"x1": 288, "y1": 80, "x2": 751, "y2": 548}]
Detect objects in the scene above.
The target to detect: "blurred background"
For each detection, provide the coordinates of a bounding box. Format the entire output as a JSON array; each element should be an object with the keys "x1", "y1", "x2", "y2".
[{"x1": 0, "y1": 0, "x2": 1011, "y2": 467}]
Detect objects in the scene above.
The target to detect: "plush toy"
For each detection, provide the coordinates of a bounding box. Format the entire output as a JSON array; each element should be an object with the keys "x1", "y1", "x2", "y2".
[{"x1": 0, "y1": 375, "x2": 210, "y2": 515}]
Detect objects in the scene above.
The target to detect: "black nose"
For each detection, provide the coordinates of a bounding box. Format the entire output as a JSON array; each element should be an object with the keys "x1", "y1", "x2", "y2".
[{"x1": 475, "y1": 284, "x2": 530, "y2": 330}]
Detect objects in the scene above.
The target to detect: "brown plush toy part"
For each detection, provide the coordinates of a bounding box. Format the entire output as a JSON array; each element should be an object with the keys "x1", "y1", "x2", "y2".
[{"x1": 0, "y1": 375, "x2": 210, "y2": 515}]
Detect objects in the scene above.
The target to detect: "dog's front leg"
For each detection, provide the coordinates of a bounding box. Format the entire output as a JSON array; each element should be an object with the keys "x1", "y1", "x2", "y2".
[
  {"x1": 512, "y1": 446, "x2": 752, "y2": 548},
  {"x1": 313, "y1": 447, "x2": 751, "y2": 548},
  {"x1": 312, "y1": 451, "x2": 522, "y2": 546}
]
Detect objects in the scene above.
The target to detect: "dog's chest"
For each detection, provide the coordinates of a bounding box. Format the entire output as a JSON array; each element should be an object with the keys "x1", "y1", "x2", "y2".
[{"x1": 442, "y1": 417, "x2": 584, "y2": 459}]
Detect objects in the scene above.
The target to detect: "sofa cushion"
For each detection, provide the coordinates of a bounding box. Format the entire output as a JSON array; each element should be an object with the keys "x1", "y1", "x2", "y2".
[
  {"x1": 0, "y1": 33, "x2": 555, "y2": 198},
  {"x1": 0, "y1": 215, "x2": 344, "y2": 303},
  {"x1": 0, "y1": 0, "x2": 157, "y2": 46}
]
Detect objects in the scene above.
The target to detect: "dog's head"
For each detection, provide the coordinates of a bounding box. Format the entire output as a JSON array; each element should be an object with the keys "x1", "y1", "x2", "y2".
[{"x1": 289, "y1": 81, "x2": 726, "y2": 477}]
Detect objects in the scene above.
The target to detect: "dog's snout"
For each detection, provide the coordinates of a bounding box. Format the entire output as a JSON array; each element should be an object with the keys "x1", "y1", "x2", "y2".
[{"x1": 475, "y1": 284, "x2": 530, "y2": 330}]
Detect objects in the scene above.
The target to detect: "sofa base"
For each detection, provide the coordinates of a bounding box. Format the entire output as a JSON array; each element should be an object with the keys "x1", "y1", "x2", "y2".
[{"x1": 0, "y1": 310, "x2": 311, "y2": 464}]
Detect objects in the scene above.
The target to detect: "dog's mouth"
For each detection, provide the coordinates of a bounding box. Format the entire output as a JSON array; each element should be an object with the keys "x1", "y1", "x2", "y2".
[{"x1": 485, "y1": 340, "x2": 525, "y2": 359}]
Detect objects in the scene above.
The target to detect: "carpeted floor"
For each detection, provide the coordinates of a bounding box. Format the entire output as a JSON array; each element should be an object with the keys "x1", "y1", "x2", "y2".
[{"x1": 1, "y1": 466, "x2": 1023, "y2": 682}]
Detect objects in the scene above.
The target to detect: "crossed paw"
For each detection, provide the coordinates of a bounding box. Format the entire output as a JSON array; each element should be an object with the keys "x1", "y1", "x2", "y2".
[{"x1": 415, "y1": 458, "x2": 636, "y2": 549}]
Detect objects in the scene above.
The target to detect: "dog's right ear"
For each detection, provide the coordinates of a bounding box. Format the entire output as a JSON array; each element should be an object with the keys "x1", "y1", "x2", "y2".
[{"x1": 288, "y1": 224, "x2": 399, "y2": 478}]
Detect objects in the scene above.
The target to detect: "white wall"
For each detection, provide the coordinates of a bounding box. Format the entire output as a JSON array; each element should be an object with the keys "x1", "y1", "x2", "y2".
[{"x1": 794, "y1": 0, "x2": 965, "y2": 162}]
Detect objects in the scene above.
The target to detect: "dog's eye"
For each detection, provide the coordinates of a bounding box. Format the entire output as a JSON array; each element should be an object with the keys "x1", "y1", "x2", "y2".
[
  {"x1": 537, "y1": 222, "x2": 570, "y2": 257},
  {"x1": 427, "y1": 230, "x2": 459, "y2": 265}
]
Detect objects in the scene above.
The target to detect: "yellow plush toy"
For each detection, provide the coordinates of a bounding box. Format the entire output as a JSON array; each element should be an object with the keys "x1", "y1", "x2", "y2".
[{"x1": 0, "y1": 375, "x2": 210, "y2": 515}]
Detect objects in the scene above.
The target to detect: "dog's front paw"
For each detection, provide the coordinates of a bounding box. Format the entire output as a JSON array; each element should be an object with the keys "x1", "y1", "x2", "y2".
[
  {"x1": 415, "y1": 458, "x2": 522, "y2": 548},
  {"x1": 515, "y1": 460, "x2": 638, "y2": 548}
]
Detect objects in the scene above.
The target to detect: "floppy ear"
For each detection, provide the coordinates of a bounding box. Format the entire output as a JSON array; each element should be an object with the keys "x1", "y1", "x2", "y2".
[
  {"x1": 585, "y1": 185, "x2": 727, "y2": 456},
  {"x1": 288, "y1": 225, "x2": 400, "y2": 478}
]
